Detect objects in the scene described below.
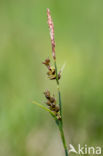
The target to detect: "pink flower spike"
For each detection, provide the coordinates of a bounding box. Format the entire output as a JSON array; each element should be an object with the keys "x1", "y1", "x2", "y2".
[{"x1": 47, "y1": 8, "x2": 56, "y2": 60}]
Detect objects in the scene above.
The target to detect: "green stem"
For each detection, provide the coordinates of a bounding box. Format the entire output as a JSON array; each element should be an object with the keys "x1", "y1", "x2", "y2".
[
  {"x1": 54, "y1": 61, "x2": 62, "y2": 116},
  {"x1": 54, "y1": 60, "x2": 69, "y2": 156},
  {"x1": 58, "y1": 120, "x2": 68, "y2": 156},
  {"x1": 58, "y1": 88, "x2": 62, "y2": 118},
  {"x1": 54, "y1": 60, "x2": 59, "y2": 85}
]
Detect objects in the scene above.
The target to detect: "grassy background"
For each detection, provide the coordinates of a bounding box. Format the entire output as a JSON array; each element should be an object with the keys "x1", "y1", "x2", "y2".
[{"x1": 0, "y1": 0, "x2": 103, "y2": 155}]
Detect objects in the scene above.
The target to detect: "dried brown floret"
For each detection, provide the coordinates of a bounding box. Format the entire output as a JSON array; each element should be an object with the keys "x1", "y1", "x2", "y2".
[
  {"x1": 44, "y1": 90, "x2": 50, "y2": 99},
  {"x1": 46, "y1": 101, "x2": 51, "y2": 106},
  {"x1": 57, "y1": 114, "x2": 61, "y2": 120},
  {"x1": 55, "y1": 106, "x2": 60, "y2": 112},
  {"x1": 42, "y1": 58, "x2": 50, "y2": 66},
  {"x1": 44, "y1": 90, "x2": 61, "y2": 120},
  {"x1": 50, "y1": 96, "x2": 55, "y2": 103},
  {"x1": 43, "y1": 58, "x2": 61, "y2": 80}
]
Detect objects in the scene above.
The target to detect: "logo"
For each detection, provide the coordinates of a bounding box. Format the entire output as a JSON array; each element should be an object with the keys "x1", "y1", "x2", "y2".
[{"x1": 68, "y1": 144, "x2": 101, "y2": 155}]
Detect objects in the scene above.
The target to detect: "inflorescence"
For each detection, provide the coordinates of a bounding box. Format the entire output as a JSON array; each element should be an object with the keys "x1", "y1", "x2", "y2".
[{"x1": 44, "y1": 90, "x2": 61, "y2": 120}]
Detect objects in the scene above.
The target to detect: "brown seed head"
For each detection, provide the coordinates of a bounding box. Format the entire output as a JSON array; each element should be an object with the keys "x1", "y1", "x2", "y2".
[
  {"x1": 57, "y1": 114, "x2": 61, "y2": 120},
  {"x1": 50, "y1": 96, "x2": 56, "y2": 103},
  {"x1": 44, "y1": 90, "x2": 50, "y2": 99},
  {"x1": 42, "y1": 58, "x2": 50, "y2": 66},
  {"x1": 55, "y1": 106, "x2": 60, "y2": 112},
  {"x1": 46, "y1": 101, "x2": 51, "y2": 106}
]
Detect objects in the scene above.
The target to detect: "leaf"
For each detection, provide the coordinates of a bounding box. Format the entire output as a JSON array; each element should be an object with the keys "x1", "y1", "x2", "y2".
[{"x1": 32, "y1": 101, "x2": 57, "y2": 120}]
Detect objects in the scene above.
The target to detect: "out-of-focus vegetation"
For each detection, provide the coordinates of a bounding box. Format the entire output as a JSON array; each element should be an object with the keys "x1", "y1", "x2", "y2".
[{"x1": 0, "y1": 1, "x2": 103, "y2": 156}]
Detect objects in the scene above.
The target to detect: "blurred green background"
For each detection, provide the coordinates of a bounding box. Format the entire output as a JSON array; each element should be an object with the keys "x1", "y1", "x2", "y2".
[{"x1": 0, "y1": 0, "x2": 103, "y2": 156}]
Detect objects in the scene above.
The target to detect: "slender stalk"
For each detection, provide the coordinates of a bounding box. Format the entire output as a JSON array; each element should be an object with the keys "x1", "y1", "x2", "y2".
[
  {"x1": 54, "y1": 60, "x2": 69, "y2": 156},
  {"x1": 58, "y1": 121, "x2": 68, "y2": 156},
  {"x1": 47, "y1": 8, "x2": 68, "y2": 156},
  {"x1": 54, "y1": 61, "x2": 62, "y2": 117},
  {"x1": 54, "y1": 61, "x2": 59, "y2": 85}
]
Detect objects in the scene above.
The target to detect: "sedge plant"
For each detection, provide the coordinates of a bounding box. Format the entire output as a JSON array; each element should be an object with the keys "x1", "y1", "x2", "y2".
[{"x1": 32, "y1": 8, "x2": 69, "y2": 156}]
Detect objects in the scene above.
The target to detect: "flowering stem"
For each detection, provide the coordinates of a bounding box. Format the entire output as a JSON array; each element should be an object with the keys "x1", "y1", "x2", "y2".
[
  {"x1": 47, "y1": 8, "x2": 68, "y2": 156},
  {"x1": 54, "y1": 61, "x2": 62, "y2": 116},
  {"x1": 58, "y1": 121, "x2": 69, "y2": 156},
  {"x1": 54, "y1": 60, "x2": 69, "y2": 156},
  {"x1": 54, "y1": 61, "x2": 59, "y2": 85}
]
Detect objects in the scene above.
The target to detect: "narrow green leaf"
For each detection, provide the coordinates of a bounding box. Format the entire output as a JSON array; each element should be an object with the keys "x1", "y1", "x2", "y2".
[{"x1": 32, "y1": 101, "x2": 57, "y2": 120}]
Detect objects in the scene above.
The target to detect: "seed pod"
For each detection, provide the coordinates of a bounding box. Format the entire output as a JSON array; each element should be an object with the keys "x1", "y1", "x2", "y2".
[
  {"x1": 46, "y1": 101, "x2": 51, "y2": 106},
  {"x1": 44, "y1": 90, "x2": 50, "y2": 99},
  {"x1": 51, "y1": 102, "x2": 56, "y2": 108},
  {"x1": 47, "y1": 67, "x2": 55, "y2": 76},
  {"x1": 42, "y1": 58, "x2": 50, "y2": 66},
  {"x1": 50, "y1": 96, "x2": 55, "y2": 103},
  {"x1": 55, "y1": 106, "x2": 60, "y2": 112},
  {"x1": 57, "y1": 114, "x2": 61, "y2": 120}
]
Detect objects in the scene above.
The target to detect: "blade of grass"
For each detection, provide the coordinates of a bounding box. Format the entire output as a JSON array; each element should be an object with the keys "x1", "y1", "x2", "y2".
[{"x1": 32, "y1": 101, "x2": 57, "y2": 120}]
